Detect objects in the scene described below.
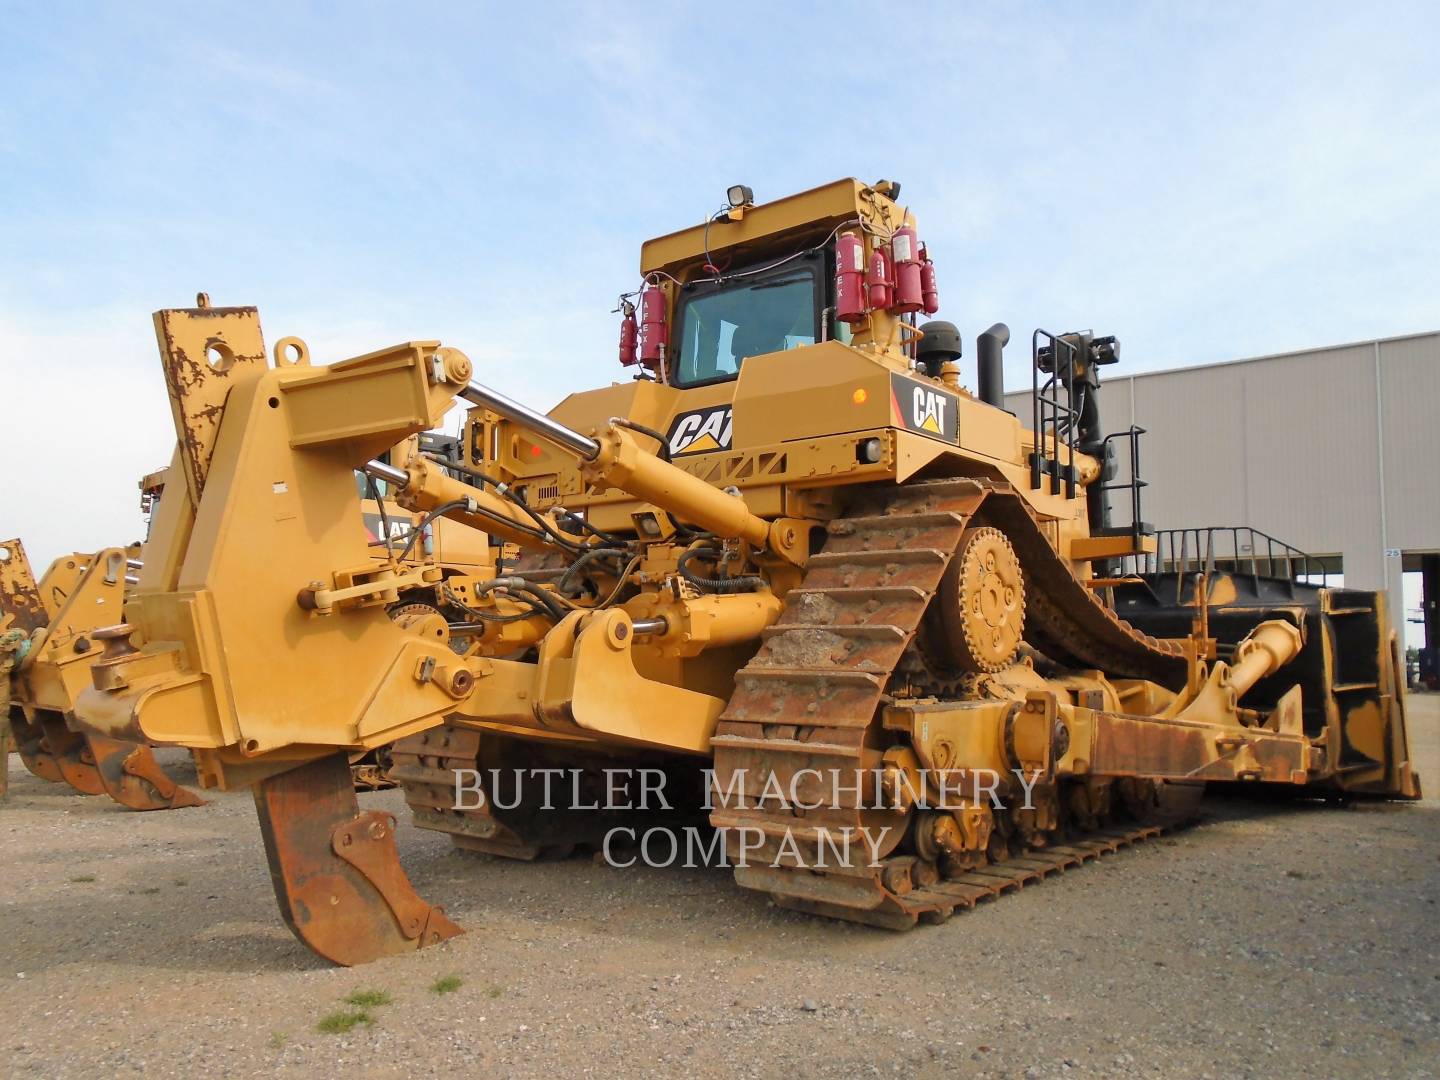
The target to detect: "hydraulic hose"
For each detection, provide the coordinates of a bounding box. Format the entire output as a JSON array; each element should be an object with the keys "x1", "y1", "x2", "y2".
[
  {"x1": 608, "y1": 416, "x2": 672, "y2": 462},
  {"x1": 557, "y1": 547, "x2": 630, "y2": 597},
  {"x1": 677, "y1": 545, "x2": 765, "y2": 594},
  {"x1": 396, "y1": 499, "x2": 472, "y2": 561},
  {"x1": 442, "y1": 580, "x2": 547, "y2": 625},
  {"x1": 475, "y1": 577, "x2": 571, "y2": 623}
]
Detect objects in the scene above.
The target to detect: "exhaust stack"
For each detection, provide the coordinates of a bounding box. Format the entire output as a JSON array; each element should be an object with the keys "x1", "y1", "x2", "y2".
[{"x1": 977, "y1": 323, "x2": 1009, "y2": 408}]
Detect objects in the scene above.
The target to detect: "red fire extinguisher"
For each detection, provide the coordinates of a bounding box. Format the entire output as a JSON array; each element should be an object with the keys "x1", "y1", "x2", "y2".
[
  {"x1": 835, "y1": 233, "x2": 864, "y2": 325},
  {"x1": 618, "y1": 300, "x2": 638, "y2": 366},
  {"x1": 865, "y1": 243, "x2": 894, "y2": 310},
  {"x1": 890, "y1": 225, "x2": 922, "y2": 313},
  {"x1": 919, "y1": 244, "x2": 939, "y2": 315},
  {"x1": 835, "y1": 232, "x2": 866, "y2": 324},
  {"x1": 639, "y1": 283, "x2": 667, "y2": 368}
]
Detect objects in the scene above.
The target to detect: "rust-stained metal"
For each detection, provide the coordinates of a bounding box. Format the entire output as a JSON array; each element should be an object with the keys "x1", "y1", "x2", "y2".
[
  {"x1": 36, "y1": 712, "x2": 106, "y2": 795},
  {"x1": 0, "y1": 539, "x2": 47, "y2": 634},
  {"x1": 6, "y1": 706, "x2": 197, "y2": 810},
  {"x1": 0, "y1": 627, "x2": 24, "y2": 798},
  {"x1": 153, "y1": 303, "x2": 268, "y2": 507},
  {"x1": 766, "y1": 822, "x2": 1176, "y2": 930},
  {"x1": 87, "y1": 733, "x2": 208, "y2": 810},
  {"x1": 708, "y1": 478, "x2": 1202, "y2": 926},
  {"x1": 8, "y1": 711, "x2": 63, "y2": 784},
  {"x1": 254, "y1": 753, "x2": 462, "y2": 966}
]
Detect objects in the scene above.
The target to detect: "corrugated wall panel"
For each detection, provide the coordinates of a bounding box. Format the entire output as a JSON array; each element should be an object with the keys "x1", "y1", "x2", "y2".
[
  {"x1": 1231, "y1": 345, "x2": 1381, "y2": 560},
  {"x1": 1130, "y1": 364, "x2": 1251, "y2": 534},
  {"x1": 1378, "y1": 335, "x2": 1440, "y2": 550}
]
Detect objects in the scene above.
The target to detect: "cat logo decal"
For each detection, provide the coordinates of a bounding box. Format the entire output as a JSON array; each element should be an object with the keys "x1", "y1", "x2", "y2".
[
  {"x1": 889, "y1": 374, "x2": 958, "y2": 443},
  {"x1": 667, "y1": 405, "x2": 733, "y2": 456}
]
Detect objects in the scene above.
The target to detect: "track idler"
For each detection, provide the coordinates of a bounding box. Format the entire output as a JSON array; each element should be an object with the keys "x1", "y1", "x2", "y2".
[
  {"x1": 254, "y1": 752, "x2": 463, "y2": 966},
  {"x1": 86, "y1": 733, "x2": 207, "y2": 811}
]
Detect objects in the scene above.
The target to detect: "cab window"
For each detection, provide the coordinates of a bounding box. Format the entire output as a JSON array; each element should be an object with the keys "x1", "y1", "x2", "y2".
[{"x1": 673, "y1": 264, "x2": 820, "y2": 387}]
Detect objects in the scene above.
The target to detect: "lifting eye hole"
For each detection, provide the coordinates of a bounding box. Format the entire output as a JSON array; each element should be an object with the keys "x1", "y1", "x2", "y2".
[
  {"x1": 272, "y1": 336, "x2": 311, "y2": 367},
  {"x1": 268, "y1": 397, "x2": 280, "y2": 409},
  {"x1": 206, "y1": 342, "x2": 235, "y2": 372}
]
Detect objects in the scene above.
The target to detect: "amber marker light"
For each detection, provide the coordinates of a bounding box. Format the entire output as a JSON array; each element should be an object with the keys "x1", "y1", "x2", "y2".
[{"x1": 852, "y1": 387, "x2": 868, "y2": 405}]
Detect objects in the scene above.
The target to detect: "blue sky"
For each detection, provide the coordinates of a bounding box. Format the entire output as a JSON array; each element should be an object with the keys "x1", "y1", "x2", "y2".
[{"x1": 1, "y1": 1, "x2": 1437, "y2": 568}]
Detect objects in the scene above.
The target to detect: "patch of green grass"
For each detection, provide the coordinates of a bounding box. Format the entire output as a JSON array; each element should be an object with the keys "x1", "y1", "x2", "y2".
[
  {"x1": 69, "y1": 875, "x2": 96, "y2": 884},
  {"x1": 344, "y1": 989, "x2": 392, "y2": 1008},
  {"x1": 316, "y1": 1009, "x2": 372, "y2": 1035},
  {"x1": 269, "y1": 1031, "x2": 288, "y2": 1049},
  {"x1": 431, "y1": 974, "x2": 463, "y2": 995},
  {"x1": 140, "y1": 886, "x2": 161, "y2": 895},
  {"x1": 486, "y1": 986, "x2": 503, "y2": 999},
  {"x1": 173, "y1": 877, "x2": 188, "y2": 887}
]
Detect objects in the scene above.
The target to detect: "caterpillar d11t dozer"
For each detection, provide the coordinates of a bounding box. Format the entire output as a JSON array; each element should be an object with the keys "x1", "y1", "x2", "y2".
[{"x1": 69, "y1": 179, "x2": 1419, "y2": 965}]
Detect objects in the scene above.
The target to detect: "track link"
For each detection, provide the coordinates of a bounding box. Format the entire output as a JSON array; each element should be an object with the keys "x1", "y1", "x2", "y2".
[
  {"x1": 389, "y1": 725, "x2": 554, "y2": 858},
  {"x1": 766, "y1": 822, "x2": 1174, "y2": 929},
  {"x1": 391, "y1": 725, "x2": 705, "y2": 859}
]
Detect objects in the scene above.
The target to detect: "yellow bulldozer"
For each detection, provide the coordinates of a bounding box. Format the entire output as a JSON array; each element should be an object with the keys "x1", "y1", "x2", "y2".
[{"x1": 66, "y1": 179, "x2": 1418, "y2": 965}]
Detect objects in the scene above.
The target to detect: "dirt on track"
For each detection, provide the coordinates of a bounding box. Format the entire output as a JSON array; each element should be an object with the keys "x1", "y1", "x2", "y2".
[{"x1": 1, "y1": 697, "x2": 1437, "y2": 1080}]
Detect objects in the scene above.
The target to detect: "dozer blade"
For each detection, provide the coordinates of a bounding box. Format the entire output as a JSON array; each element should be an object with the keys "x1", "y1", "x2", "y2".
[
  {"x1": 86, "y1": 733, "x2": 207, "y2": 811},
  {"x1": 38, "y1": 713, "x2": 106, "y2": 795},
  {"x1": 254, "y1": 752, "x2": 463, "y2": 966}
]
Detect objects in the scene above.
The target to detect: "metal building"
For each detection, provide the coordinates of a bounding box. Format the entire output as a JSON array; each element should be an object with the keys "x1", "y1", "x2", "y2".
[{"x1": 1005, "y1": 331, "x2": 1440, "y2": 674}]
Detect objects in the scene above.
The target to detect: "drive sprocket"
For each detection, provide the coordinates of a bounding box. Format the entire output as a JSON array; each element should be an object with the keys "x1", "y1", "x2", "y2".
[{"x1": 920, "y1": 525, "x2": 1026, "y2": 675}]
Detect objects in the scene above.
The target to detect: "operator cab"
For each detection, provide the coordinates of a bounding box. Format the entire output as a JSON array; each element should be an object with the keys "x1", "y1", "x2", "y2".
[
  {"x1": 671, "y1": 252, "x2": 846, "y2": 388},
  {"x1": 623, "y1": 179, "x2": 912, "y2": 386}
]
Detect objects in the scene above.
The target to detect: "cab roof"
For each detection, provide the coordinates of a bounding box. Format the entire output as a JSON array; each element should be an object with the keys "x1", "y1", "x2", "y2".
[{"x1": 639, "y1": 178, "x2": 898, "y2": 279}]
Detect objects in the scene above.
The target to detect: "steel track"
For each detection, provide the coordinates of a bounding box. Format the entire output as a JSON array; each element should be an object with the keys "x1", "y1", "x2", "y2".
[{"x1": 711, "y1": 478, "x2": 1187, "y2": 927}]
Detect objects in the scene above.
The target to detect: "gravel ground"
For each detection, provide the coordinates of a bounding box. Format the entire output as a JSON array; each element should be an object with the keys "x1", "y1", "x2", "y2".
[{"x1": 1, "y1": 696, "x2": 1436, "y2": 1079}]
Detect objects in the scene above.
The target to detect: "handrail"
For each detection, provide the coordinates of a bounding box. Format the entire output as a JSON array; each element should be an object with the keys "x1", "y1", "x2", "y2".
[
  {"x1": 1030, "y1": 329, "x2": 1080, "y2": 498},
  {"x1": 1123, "y1": 525, "x2": 1339, "y2": 586}
]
